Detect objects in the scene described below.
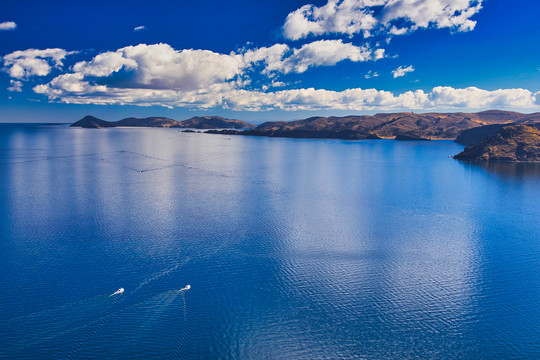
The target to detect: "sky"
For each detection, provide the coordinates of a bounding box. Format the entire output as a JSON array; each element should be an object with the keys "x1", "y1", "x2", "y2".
[{"x1": 1, "y1": 0, "x2": 540, "y2": 123}]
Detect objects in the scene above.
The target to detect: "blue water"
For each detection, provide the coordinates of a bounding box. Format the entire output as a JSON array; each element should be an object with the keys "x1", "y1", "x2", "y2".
[{"x1": 0, "y1": 124, "x2": 539, "y2": 359}]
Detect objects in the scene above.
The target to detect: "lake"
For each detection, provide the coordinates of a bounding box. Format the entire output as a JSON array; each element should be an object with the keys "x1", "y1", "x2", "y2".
[{"x1": 0, "y1": 124, "x2": 539, "y2": 359}]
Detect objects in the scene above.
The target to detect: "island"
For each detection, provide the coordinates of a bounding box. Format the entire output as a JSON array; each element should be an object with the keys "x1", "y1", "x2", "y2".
[
  {"x1": 71, "y1": 115, "x2": 255, "y2": 129},
  {"x1": 453, "y1": 125, "x2": 540, "y2": 162}
]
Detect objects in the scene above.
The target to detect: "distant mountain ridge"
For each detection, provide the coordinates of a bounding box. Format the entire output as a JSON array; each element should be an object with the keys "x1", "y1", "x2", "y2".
[
  {"x1": 71, "y1": 115, "x2": 255, "y2": 129},
  {"x1": 251, "y1": 110, "x2": 540, "y2": 140},
  {"x1": 206, "y1": 110, "x2": 540, "y2": 141},
  {"x1": 72, "y1": 111, "x2": 540, "y2": 141}
]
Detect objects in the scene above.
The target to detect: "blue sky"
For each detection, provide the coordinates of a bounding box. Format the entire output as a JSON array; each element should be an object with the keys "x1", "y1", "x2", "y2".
[{"x1": 1, "y1": 0, "x2": 540, "y2": 123}]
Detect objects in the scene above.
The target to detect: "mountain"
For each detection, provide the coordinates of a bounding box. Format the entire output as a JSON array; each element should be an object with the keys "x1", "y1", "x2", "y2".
[
  {"x1": 246, "y1": 110, "x2": 540, "y2": 140},
  {"x1": 454, "y1": 125, "x2": 540, "y2": 162},
  {"x1": 70, "y1": 115, "x2": 116, "y2": 129},
  {"x1": 71, "y1": 115, "x2": 255, "y2": 129}
]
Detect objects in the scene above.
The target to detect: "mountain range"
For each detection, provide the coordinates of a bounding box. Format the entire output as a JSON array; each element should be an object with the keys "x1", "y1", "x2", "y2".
[
  {"x1": 71, "y1": 115, "x2": 255, "y2": 129},
  {"x1": 247, "y1": 110, "x2": 540, "y2": 140},
  {"x1": 71, "y1": 110, "x2": 540, "y2": 142}
]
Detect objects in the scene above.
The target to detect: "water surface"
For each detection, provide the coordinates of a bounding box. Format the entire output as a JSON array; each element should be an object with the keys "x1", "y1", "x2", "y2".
[{"x1": 0, "y1": 124, "x2": 539, "y2": 359}]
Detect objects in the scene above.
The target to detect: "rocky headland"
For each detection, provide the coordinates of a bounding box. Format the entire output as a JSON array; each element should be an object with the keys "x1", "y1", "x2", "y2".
[{"x1": 454, "y1": 125, "x2": 540, "y2": 162}]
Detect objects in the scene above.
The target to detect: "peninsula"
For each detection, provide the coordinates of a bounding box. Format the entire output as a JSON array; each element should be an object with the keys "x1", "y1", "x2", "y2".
[{"x1": 453, "y1": 125, "x2": 540, "y2": 162}]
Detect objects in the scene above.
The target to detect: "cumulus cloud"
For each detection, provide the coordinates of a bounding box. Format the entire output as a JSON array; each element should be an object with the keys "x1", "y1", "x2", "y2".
[
  {"x1": 33, "y1": 75, "x2": 539, "y2": 112},
  {"x1": 7, "y1": 80, "x2": 23, "y2": 92},
  {"x1": 283, "y1": 0, "x2": 380, "y2": 40},
  {"x1": 283, "y1": 0, "x2": 483, "y2": 40},
  {"x1": 427, "y1": 86, "x2": 536, "y2": 109},
  {"x1": 29, "y1": 41, "x2": 384, "y2": 102},
  {"x1": 392, "y1": 65, "x2": 414, "y2": 78},
  {"x1": 68, "y1": 43, "x2": 246, "y2": 91},
  {"x1": 236, "y1": 86, "x2": 538, "y2": 111},
  {"x1": 382, "y1": 0, "x2": 482, "y2": 32},
  {"x1": 2, "y1": 48, "x2": 77, "y2": 79},
  {"x1": 19, "y1": 42, "x2": 535, "y2": 112},
  {"x1": 133, "y1": 26, "x2": 146, "y2": 31},
  {"x1": 0, "y1": 21, "x2": 17, "y2": 30},
  {"x1": 242, "y1": 43, "x2": 290, "y2": 72},
  {"x1": 251, "y1": 40, "x2": 384, "y2": 74}
]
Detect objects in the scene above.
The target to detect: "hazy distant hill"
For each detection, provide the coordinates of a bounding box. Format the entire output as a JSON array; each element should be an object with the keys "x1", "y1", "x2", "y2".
[
  {"x1": 71, "y1": 115, "x2": 255, "y2": 129},
  {"x1": 454, "y1": 125, "x2": 540, "y2": 162}
]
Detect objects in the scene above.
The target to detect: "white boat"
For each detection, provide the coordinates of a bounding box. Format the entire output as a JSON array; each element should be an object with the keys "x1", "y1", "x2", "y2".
[{"x1": 110, "y1": 288, "x2": 125, "y2": 296}]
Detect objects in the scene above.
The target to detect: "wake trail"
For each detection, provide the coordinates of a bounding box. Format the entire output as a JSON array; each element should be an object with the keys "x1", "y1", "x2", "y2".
[
  {"x1": 170, "y1": 286, "x2": 190, "y2": 360},
  {"x1": 134, "y1": 257, "x2": 192, "y2": 293},
  {"x1": 62, "y1": 292, "x2": 124, "y2": 360},
  {"x1": 1, "y1": 294, "x2": 109, "y2": 325},
  {"x1": 0, "y1": 292, "x2": 122, "y2": 357}
]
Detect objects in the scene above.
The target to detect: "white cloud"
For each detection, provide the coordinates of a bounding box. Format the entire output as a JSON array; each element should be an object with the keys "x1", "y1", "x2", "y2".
[
  {"x1": 33, "y1": 76, "x2": 539, "y2": 112},
  {"x1": 282, "y1": 0, "x2": 483, "y2": 40},
  {"x1": 427, "y1": 86, "x2": 536, "y2": 109},
  {"x1": 7, "y1": 80, "x2": 22, "y2": 92},
  {"x1": 258, "y1": 40, "x2": 384, "y2": 74},
  {"x1": 271, "y1": 80, "x2": 288, "y2": 87},
  {"x1": 365, "y1": 70, "x2": 379, "y2": 79},
  {"x1": 283, "y1": 0, "x2": 381, "y2": 40},
  {"x1": 392, "y1": 65, "x2": 414, "y2": 78},
  {"x1": 72, "y1": 51, "x2": 138, "y2": 77},
  {"x1": 242, "y1": 43, "x2": 290, "y2": 72},
  {"x1": 8, "y1": 43, "x2": 533, "y2": 114},
  {"x1": 381, "y1": 0, "x2": 482, "y2": 32},
  {"x1": 133, "y1": 26, "x2": 146, "y2": 31},
  {"x1": 0, "y1": 21, "x2": 17, "y2": 30},
  {"x1": 2, "y1": 48, "x2": 77, "y2": 79},
  {"x1": 20, "y1": 42, "x2": 536, "y2": 112},
  {"x1": 69, "y1": 43, "x2": 246, "y2": 91},
  {"x1": 29, "y1": 41, "x2": 384, "y2": 100}
]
